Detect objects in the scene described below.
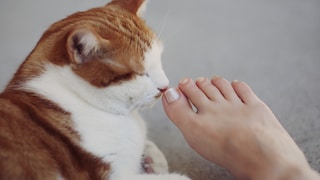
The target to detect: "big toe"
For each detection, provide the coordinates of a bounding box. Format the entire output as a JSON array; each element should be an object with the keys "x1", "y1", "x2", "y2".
[{"x1": 162, "y1": 88, "x2": 196, "y2": 128}]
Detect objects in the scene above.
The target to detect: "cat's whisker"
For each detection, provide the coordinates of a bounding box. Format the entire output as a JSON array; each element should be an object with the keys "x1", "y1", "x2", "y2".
[
  {"x1": 156, "y1": 0, "x2": 172, "y2": 39},
  {"x1": 126, "y1": 94, "x2": 159, "y2": 115}
]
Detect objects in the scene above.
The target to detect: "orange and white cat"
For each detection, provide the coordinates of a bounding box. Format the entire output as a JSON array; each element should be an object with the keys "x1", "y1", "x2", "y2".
[{"x1": 0, "y1": 0, "x2": 190, "y2": 179}]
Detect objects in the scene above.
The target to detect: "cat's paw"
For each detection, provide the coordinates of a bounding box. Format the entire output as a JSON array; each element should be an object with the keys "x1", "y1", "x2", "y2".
[{"x1": 142, "y1": 141, "x2": 169, "y2": 174}]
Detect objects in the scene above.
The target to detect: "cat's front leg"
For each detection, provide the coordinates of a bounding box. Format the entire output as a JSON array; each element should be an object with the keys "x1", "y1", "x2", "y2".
[{"x1": 142, "y1": 140, "x2": 169, "y2": 174}]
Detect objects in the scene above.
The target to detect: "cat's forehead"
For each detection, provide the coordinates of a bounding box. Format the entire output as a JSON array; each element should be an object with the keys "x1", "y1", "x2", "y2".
[
  {"x1": 58, "y1": 4, "x2": 156, "y2": 47},
  {"x1": 100, "y1": 5, "x2": 155, "y2": 46}
]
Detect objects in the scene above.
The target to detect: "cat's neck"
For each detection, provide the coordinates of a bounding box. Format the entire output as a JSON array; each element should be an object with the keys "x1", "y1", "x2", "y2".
[
  {"x1": 5, "y1": 34, "x2": 68, "y2": 91},
  {"x1": 16, "y1": 63, "x2": 134, "y2": 116}
]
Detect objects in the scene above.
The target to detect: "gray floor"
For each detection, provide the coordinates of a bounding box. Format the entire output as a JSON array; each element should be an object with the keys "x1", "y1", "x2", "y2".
[{"x1": 1, "y1": 0, "x2": 320, "y2": 179}]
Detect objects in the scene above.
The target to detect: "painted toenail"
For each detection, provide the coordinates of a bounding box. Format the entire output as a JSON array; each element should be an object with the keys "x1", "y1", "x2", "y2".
[
  {"x1": 164, "y1": 88, "x2": 180, "y2": 104},
  {"x1": 179, "y1": 78, "x2": 189, "y2": 85}
]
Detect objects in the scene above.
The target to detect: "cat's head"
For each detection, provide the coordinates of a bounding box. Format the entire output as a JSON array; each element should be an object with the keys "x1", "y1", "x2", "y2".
[{"x1": 23, "y1": 0, "x2": 169, "y2": 115}]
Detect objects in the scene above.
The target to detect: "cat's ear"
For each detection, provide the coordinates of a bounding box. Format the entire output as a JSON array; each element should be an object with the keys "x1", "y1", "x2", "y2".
[
  {"x1": 110, "y1": 0, "x2": 148, "y2": 17},
  {"x1": 67, "y1": 28, "x2": 110, "y2": 64}
]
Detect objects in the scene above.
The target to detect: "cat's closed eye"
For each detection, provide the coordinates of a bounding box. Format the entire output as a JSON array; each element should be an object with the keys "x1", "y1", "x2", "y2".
[{"x1": 137, "y1": 73, "x2": 149, "y2": 77}]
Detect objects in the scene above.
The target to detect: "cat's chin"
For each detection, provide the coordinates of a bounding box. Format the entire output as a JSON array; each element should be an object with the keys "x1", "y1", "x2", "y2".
[
  {"x1": 140, "y1": 102, "x2": 158, "y2": 110},
  {"x1": 155, "y1": 92, "x2": 162, "y2": 99},
  {"x1": 137, "y1": 94, "x2": 161, "y2": 110}
]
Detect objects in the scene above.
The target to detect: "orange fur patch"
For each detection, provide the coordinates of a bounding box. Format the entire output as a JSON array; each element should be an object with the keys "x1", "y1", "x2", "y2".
[{"x1": 0, "y1": 0, "x2": 156, "y2": 179}]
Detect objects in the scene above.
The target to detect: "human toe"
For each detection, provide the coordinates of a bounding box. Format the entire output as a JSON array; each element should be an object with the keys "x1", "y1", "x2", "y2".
[
  {"x1": 211, "y1": 76, "x2": 241, "y2": 102},
  {"x1": 196, "y1": 77, "x2": 224, "y2": 101},
  {"x1": 178, "y1": 78, "x2": 211, "y2": 110},
  {"x1": 231, "y1": 81, "x2": 261, "y2": 105},
  {"x1": 162, "y1": 88, "x2": 196, "y2": 127}
]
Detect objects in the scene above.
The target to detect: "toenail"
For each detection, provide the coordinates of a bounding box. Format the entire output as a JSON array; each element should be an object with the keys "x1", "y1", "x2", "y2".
[
  {"x1": 212, "y1": 76, "x2": 221, "y2": 81},
  {"x1": 179, "y1": 78, "x2": 189, "y2": 85},
  {"x1": 196, "y1": 77, "x2": 205, "y2": 82},
  {"x1": 164, "y1": 88, "x2": 180, "y2": 104}
]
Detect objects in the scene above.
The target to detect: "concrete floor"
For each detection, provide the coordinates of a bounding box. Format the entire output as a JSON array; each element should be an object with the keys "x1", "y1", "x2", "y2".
[{"x1": 1, "y1": 0, "x2": 320, "y2": 179}]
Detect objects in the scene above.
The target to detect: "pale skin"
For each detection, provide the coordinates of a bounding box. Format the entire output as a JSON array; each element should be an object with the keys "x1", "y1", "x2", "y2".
[{"x1": 162, "y1": 76, "x2": 320, "y2": 180}]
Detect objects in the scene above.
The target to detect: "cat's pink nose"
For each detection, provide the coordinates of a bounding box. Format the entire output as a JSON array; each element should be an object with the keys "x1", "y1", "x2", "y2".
[{"x1": 158, "y1": 86, "x2": 168, "y2": 93}]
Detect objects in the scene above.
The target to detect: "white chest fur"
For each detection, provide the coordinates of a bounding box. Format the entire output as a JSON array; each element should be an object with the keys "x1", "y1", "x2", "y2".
[
  {"x1": 22, "y1": 64, "x2": 147, "y2": 177},
  {"x1": 72, "y1": 105, "x2": 146, "y2": 175}
]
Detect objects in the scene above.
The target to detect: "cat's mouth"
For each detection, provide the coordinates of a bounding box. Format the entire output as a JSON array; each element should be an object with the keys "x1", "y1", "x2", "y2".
[{"x1": 155, "y1": 92, "x2": 162, "y2": 99}]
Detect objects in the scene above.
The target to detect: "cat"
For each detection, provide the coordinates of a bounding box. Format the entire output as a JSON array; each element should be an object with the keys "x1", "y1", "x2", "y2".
[{"x1": 0, "y1": 0, "x2": 191, "y2": 180}]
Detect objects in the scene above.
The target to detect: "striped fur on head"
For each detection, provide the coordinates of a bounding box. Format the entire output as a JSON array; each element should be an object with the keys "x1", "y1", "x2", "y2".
[{"x1": 8, "y1": 0, "x2": 156, "y2": 88}]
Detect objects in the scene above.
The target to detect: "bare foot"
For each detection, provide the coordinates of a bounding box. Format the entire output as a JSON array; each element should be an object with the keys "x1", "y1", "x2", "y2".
[{"x1": 162, "y1": 76, "x2": 320, "y2": 179}]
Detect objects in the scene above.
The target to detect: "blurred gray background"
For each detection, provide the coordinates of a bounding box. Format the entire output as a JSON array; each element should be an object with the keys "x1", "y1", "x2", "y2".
[{"x1": 1, "y1": 0, "x2": 319, "y2": 179}]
